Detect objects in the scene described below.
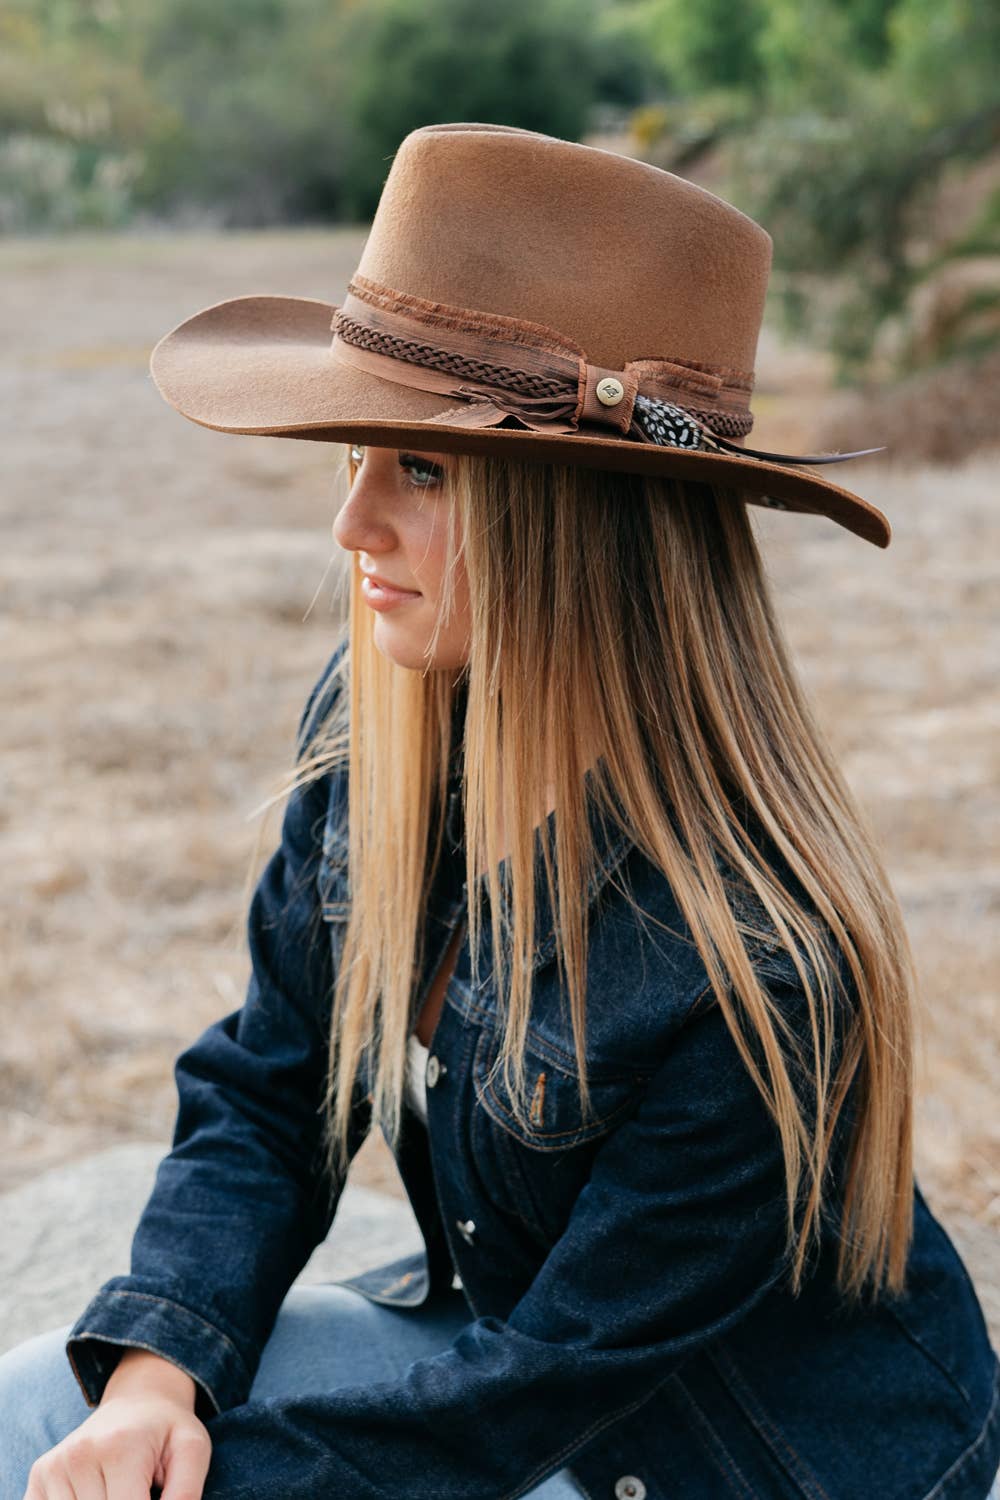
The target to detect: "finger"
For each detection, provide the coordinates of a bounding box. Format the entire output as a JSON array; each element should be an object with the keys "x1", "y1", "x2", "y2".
[
  {"x1": 102, "y1": 1452, "x2": 157, "y2": 1500},
  {"x1": 64, "y1": 1469, "x2": 107, "y2": 1500},
  {"x1": 55, "y1": 1430, "x2": 112, "y2": 1500},
  {"x1": 66, "y1": 1465, "x2": 108, "y2": 1500},
  {"x1": 23, "y1": 1455, "x2": 91, "y2": 1500},
  {"x1": 158, "y1": 1427, "x2": 212, "y2": 1500}
]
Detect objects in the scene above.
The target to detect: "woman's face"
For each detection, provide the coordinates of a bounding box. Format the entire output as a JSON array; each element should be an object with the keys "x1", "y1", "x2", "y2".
[{"x1": 332, "y1": 443, "x2": 471, "y2": 672}]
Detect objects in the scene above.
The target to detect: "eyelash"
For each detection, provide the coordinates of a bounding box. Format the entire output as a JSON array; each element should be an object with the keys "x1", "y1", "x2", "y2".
[{"x1": 349, "y1": 444, "x2": 444, "y2": 490}]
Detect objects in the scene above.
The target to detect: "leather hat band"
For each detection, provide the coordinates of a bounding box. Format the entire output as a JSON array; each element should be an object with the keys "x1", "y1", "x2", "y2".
[{"x1": 328, "y1": 274, "x2": 884, "y2": 468}]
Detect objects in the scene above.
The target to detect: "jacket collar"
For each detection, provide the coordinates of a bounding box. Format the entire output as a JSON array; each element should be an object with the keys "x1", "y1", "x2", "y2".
[{"x1": 438, "y1": 756, "x2": 636, "y2": 973}]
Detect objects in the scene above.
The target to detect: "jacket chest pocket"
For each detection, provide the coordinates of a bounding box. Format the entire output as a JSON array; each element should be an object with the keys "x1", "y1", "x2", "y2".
[{"x1": 470, "y1": 1023, "x2": 650, "y2": 1245}]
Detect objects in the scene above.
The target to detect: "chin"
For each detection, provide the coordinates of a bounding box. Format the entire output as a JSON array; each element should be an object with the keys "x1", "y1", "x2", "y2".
[{"x1": 372, "y1": 624, "x2": 468, "y2": 674}]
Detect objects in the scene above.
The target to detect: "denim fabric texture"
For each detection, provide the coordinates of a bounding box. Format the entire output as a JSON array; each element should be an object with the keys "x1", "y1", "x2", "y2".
[
  {"x1": 65, "y1": 642, "x2": 1000, "y2": 1499},
  {"x1": 0, "y1": 1285, "x2": 584, "y2": 1499}
]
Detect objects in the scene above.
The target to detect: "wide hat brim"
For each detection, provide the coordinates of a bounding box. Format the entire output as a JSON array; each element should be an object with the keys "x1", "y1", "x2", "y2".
[{"x1": 150, "y1": 293, "x2": 891, "y2": 549}]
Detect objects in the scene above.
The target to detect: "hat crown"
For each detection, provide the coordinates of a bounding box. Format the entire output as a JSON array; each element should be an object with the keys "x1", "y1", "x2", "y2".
[
  {"x1": 355, "y1": 123, "x2": 772, "y2": 377},
  {"x1": 147, "y1": 119, "x2": 890, "y2": 548}
]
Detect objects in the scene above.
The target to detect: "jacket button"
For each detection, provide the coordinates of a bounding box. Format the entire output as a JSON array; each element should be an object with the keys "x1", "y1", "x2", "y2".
[
  {"x1": 456, "y1": 1218, "x2": 477, "y2": 1244},
  {"x1": 614, "y1": 1479, "x2": 646, "y2": 1500},
  {"x1": 426, "y1": 1055, "x2": 446, "y2": 1087}
]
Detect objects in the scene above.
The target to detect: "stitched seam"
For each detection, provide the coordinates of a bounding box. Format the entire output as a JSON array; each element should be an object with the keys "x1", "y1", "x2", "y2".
[
  {"x1": 710, "y1": 1345, "x2": 833, "y2": 1500},
  {"x1": 440, "y1": 833, "x2": 638, "y2": 1019},
  {"x1": 68, "y1": 1334, "x2": 223, "y2": 1416},
  {"x1": 669, "y1": 1377, "x2": 758, "y2": 1499},
  {"x1": 491, "y1": 1114, "x2": 554, "y2": 1239},
  {"x1": 528, "y1": 828, "x2": 637, "y2": 973},
  {"x1": 497, "y1": 1381, "x2": 667, "y2": 1500},
  {"x1": 484, "y1": 1076, "x2": 638, "y2": 1145},
  {"x1": 81, "y1": 1289, "x2": 254, "y2": 1389},
  {"x1": 885, "y1": 1301, "x2": 974, "y2": 1409},
  {"x1": 485, "y1": 1019, "x2": 647, "y2": 1079},
  {"x1": 64, "y1": 1343, "x2": 97, "y2": 1409},
  {"x1": 474, "y1": 1029, "x2": 640, "y2": 1145},
  {"x1": 469, "y1": 997, "x2": 651, "y2": 1087},
  {"x1": 923, "y1": 1357, "x2": 1000, "y2": 1500}
]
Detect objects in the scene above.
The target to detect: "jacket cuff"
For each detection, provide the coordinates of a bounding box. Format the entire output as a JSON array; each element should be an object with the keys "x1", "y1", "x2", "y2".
[{"x1": 65, "y1": 1284, "x2": 255, "y2": 1420}]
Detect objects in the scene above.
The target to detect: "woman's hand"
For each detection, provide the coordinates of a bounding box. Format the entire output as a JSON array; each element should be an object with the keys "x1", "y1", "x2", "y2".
[{"x1": 24, "y1": 1348, "x2": 212, "y2": 1500}]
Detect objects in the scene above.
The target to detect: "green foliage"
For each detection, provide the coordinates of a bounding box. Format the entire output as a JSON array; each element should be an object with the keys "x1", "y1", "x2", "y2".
[
  {"x1": 624, "y1": 0, "x2": 1000, "y2": 378},
  {"x1": 0, "y1": 0, "x2": 621, "y2": 227},
  {"x1": 617, "y1": 0, "x2": 768, "y2": 96},
  {"x1": 332, "y1": 0, "x2": 604, "y2": 220},
  {"x1": 754, "y1": 0, "x2": 856, "y2": 112},
  {"x1": 0, "y1": 132, "x2": 139, "y2": 230},
  {"x1": 888, "y1": 0, "x2": 1000, "y2": 123},
  {"x1": 727, "y1": 78, "x2": 927, "y2": 377},
  {"x1": 131, "y1": 0, "x2": 353, "y2": 223},
  {"x1": 1, "y1": 0, "x2": 996, "y2": 382}
]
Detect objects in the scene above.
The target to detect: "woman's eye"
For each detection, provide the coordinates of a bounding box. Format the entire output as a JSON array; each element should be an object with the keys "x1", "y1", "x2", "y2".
[
  {"x1": 348, "y1": 444, "x2": 443, "y2": 490},
  {"x1": 399, "y1": 453, "x2": 444, "y2": 489}
]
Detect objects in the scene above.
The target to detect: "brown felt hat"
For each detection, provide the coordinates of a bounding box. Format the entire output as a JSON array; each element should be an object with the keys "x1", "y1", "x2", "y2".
[{"x1": 150, "y1": 121, "x2": 890, "y2": 547}]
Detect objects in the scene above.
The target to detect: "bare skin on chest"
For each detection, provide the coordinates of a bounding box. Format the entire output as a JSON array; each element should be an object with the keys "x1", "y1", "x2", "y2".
[
  {"x1": 412, "y1": 793, "x2": 547, "y2": 1048},
  {"x1": 412, "y1": 820, "x2": 499, "y2": 1049},
  {"x1": 413, "y1": 919, "x2": 465, "y2": 1047}
]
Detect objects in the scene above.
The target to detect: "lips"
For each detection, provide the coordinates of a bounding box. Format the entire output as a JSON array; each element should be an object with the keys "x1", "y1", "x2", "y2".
[{"x1": 364, "y1": 572, "x2": 419, "y2": 593}]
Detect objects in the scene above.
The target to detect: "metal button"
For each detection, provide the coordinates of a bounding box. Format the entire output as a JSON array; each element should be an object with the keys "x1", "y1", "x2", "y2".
[
  {"x1": 426, "y1": 1054, "x2": 445, "y2": 1088},
  {"x1": 614, "y1": 1478, "x2": 646, "y2": 1500},
  {"x1": 456, "y1": 1217, "x2": 477, "y2": 1244},
  {"x1": 596, "y1": 377, "x2": 625, "y2": 406}
]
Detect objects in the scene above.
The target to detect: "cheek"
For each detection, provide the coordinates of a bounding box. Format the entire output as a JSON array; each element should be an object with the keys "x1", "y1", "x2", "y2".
[{"x1": 408, "y1": 505, "x2": 461, "y2": 598}]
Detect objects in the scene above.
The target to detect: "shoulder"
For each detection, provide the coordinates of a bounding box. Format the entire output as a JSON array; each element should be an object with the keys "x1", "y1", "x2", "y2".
[{"x1": 601, "y1": 828, "x2": 856, "y2": 1048}]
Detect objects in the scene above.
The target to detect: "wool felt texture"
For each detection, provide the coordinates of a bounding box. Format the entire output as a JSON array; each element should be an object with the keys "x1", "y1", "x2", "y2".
[{"x1": 150, "y1": 121, "x2": 891, "y2": 548}]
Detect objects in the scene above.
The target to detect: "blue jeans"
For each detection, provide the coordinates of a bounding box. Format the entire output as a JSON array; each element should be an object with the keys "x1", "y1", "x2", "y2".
[{"x1": 0, "y1": 1283, "x2": 586, "y2": 1499}]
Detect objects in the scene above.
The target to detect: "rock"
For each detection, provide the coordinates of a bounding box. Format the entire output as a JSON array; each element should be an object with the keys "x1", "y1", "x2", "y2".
[{"x1": 0, "y1": 1142, "x2": 425, "y2": 1357}]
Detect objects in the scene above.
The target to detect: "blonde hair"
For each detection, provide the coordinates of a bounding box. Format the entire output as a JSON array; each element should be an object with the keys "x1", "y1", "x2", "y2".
[{"x1": 256, "y1": 444, "x2": 916, "y2": 1306}]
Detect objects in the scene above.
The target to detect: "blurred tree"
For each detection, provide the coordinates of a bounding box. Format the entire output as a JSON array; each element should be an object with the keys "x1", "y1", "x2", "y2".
[
  {"x1": 731, "y1": 0, "x2": 1000, "y2": 377},
  {"x1": 333, "y1": 0, "x2": 605, "y2": 219},
  {"x1": 611, "y1": 0, "x2": 1000, "y2": 379},
  {"x1": 589, "y1": 5, "x2": 661, "y2": 109},
  {"x1": 1, "y1": 0, "x2": 996, "y2": 389},
  {"x1": 832, "y1": 0, "x2": 897, "y2": 66},
  {"x1": 1, "y1": 0, "x2": 644, "y2": 226},
  {"x1": 618, "y1": 0, "x2": 767, "y2": 96},
  {"x1": 0, "y1": 0, "x2": 160, "y2": 227},
  {"x1": 131, "y1": 0, "x2": 355, "y2": 224}
]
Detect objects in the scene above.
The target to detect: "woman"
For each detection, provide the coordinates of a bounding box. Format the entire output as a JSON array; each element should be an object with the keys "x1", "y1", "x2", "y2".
[{"x1": 3, "y1": 123, "x2": 997, "y2": 1500}]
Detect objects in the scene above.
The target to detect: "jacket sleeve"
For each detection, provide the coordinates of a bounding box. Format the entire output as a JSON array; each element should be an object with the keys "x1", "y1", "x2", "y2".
[
  {"x1": 65, "y1": 638, "x2": 364, "y2": 1423},
  {"x1": 197, "y1": 952, "x2": 856, "y2": 1500}
]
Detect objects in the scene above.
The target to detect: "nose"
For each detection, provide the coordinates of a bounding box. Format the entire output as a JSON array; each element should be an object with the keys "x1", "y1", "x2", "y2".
[{"x1": 332, "y1": 453, "x2": 396, "y2": 553}]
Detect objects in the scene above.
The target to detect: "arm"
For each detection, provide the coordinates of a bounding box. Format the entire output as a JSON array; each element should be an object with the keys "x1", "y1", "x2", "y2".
[
  {"x1": 65, "y1": 639, "x2": 364, "y2": 1424},
  {"x1": 196, "y1": 955, "x2": 855, "y2": 1500}
]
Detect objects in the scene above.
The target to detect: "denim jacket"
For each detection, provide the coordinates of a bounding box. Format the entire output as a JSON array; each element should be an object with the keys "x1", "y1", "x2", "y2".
[{"x1": 67, "y1": 643, "x2": 1000, "y2": 1500}]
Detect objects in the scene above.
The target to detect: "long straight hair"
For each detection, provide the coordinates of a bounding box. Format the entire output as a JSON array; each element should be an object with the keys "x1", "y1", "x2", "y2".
[{"x1": 261, "y1": 444, "x2": 916, "y2": 1306}]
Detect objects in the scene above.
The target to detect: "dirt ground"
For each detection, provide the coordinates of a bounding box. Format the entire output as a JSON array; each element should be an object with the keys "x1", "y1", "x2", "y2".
[{"x1": 2, "y1": 230, "x2": 997, "y2": 1337}]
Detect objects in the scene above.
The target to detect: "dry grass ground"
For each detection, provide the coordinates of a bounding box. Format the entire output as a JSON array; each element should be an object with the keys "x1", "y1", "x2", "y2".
[{"x1": 2, "y1": 230, "x2": 997, "y2": 1335}]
